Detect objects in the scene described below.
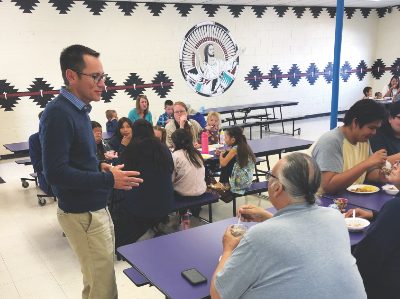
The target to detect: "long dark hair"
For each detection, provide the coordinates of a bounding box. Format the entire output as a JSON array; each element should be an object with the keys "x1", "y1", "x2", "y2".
[
  {"x1": 172, "y1": 129, "x2": 204, "y2": 168},
  {"x1": 225, "y1": 126, "x2": 256, "y2": 168},
  {"x1": 379, "y1": 101, "x2": 400, "y2": 137},
  {"x1": 114, "y1": 117, "x2": 132, "y2": 140},
  {"x1": 123, "y1": 119, "x2": 172, "y2": 173},
  {"x1": 388, "y1": 75, "x2": 399, "y2": 89}
]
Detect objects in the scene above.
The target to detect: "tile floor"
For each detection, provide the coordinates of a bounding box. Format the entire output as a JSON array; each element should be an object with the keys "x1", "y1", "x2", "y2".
[{"x1": 0, "y1": 116, "x2": 331, "y2": 299}]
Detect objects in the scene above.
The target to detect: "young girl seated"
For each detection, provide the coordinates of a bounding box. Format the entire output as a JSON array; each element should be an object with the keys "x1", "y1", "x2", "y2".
[
  {"x1": 213, "y1": 126, "x2": 256, "y2": 195},
  {"x1": 205, "y1": 111, "x2": 221, "y2": 144},
  {"x1": 171, "y1": 129, "x2": 207, "y2": 197}
]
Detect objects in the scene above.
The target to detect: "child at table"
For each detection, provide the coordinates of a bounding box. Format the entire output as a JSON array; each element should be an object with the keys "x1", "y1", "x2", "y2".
[
  {"x1": 212, "y1": 126, "x2": 256, "y2": 195},
  {"x1": 171, "y1": 129, "x2": 207, "y2": 217},
  {"x1": 204, "y1": 111, "x2": 221, "y2": 144},
  {"x1": 105, "y1": 109, "x2": 118, "y2": 134}
]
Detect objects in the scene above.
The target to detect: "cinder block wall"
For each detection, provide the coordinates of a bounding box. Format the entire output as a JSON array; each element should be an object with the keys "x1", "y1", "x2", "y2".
[{"x1": 0, "y1": 1, "x2": 398, "y2": 154}]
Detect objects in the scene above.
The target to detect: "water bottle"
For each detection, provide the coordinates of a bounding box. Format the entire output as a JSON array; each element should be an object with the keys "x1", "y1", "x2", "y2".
[
  {"x1": 181, "y1": 210, "x2": 191, "y2": 230},
  {"x1": 199, "y1": 106, "x2": 205, "y2": 114},
  {"x1": 219, "y1": 130, "x2": 225, "y2": 145},
  {"x1": 201, "y1": 131, "x2": 209, "y2": 154}
]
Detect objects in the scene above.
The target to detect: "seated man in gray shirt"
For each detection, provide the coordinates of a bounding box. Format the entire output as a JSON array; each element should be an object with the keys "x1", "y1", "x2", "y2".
[
  {"x1": 312, "y1": 99, "x2": 387, "y2": 194},
  {"x1": 210, "y1": 153, "x2": 367, "y2": 299}
]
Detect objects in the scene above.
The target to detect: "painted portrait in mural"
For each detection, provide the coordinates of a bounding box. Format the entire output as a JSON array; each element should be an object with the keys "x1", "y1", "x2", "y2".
[{"x1": 180, "y1": 21, "x2": 240, "y2": 97}]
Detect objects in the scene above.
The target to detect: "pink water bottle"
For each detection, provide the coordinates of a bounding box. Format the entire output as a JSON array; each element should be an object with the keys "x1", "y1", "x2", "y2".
[{"x1": 201, "y1": 131, "x2": 209, "y2": 154}]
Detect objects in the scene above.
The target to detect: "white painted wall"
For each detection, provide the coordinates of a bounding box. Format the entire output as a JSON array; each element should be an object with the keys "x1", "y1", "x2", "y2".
[
  {"x1": 372, "y1": 7, "x2": 400, "y2": 95},
  {"x1": 0, "y1": 1, "x2": 397, "y2": 155}
]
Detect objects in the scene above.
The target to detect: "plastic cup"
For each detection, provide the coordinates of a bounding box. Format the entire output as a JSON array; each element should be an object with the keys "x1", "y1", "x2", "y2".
[{"x1": 230, "y1": 224, "x2": 248, "y2": 237}]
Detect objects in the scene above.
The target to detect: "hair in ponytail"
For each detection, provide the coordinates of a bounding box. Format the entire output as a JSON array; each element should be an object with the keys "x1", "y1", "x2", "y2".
[{"x1": 225, "y1": 126, "x2": 256, "y2": 168}]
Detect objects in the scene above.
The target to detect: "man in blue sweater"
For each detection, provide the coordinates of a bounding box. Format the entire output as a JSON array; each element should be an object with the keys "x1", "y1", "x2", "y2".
[{"x1": 40, "y1": 45, "x2": 142, "y2": 299}]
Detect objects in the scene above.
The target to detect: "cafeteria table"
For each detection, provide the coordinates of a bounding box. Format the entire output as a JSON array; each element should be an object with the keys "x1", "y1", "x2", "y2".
[
  {"x1": 203, "y1": 100, "x2": 298, "y2": 124},
  {"x1": 3, "y1": 132, "x2": 112, "y2": 156},
  {"x1": 118, "y1": 205, "x2": 366, "y2": 299}
]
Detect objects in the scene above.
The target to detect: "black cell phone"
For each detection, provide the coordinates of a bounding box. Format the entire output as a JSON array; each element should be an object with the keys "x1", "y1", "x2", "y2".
[{"x1": 181, "y1": 268, "x2": 207, "y2": 285}]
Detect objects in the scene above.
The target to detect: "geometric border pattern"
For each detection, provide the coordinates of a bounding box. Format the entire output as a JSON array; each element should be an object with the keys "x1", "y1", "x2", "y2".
[
  {"x1": 5, "y1": 1, "x2": 399, "y2": 19},
  {"x1": 0, "y1": 72, "x2": 175, "y2": 111},
  {"x1": 244, "y1": 58, "x2": 400, "y2": 90}
]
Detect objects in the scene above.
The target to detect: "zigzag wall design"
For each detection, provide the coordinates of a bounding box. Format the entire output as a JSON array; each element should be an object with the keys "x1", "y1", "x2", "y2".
[
  {"x1": 6, "y1": 0, "x2": 400, "y2": 19},
  {"x1": 0, "y1": 72, "x2": 174, "y2": 111},
  {"x1": 1, "y1": 58, "x2": 398, "y2": 111},
  {"x1": 245, "y1": 58, "x2": 400, "y2": 89}
]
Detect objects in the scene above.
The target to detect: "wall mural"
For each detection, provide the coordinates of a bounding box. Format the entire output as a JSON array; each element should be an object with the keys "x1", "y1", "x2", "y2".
[{"x1": 180, "y1": 22, "x2": 239, "y2": 97}]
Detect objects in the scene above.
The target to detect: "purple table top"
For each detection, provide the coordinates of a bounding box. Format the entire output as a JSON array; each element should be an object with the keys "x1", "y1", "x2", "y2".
[
  {"x1": 3, "y1": 141, "x2": 29, "y2": 153},
  {"x1": 118, "y1": 217, "x2": 251, "y2": 299},
  {"x1": 323, "y1": 188, "x2": 393, "y2": 212},
  {"x1": 203, "y1": 100, "x2": 298, "y2": 115},
  {"x1": 119, "y1": 203, "x2": 366, "y2": 298},
  {"x1": 4, "y1": 132, "x2": 112, "y2": 154}
]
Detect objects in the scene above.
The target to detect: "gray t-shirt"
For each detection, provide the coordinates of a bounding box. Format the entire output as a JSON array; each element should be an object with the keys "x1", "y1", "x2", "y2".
[
  {"x1": 215, "y1": 204, "x2": 367, "y2": 299},
  {"x1": 311, "y1": 127, "x2": 371, "y2": 174}
]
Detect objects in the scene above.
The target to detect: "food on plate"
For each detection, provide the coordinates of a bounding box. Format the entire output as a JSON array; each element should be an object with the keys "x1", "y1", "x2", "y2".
[
  {"x1": 345, "y1": 217, "x2": 370, "y2": 231},
  {"x1": 349, "y1": 185, "x2": 378, "y2": 193}
]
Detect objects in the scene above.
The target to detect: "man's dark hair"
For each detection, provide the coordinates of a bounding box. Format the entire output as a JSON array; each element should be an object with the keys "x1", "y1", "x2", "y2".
[
  {"x1": 363, "y1": 86, "x2": 372, "y2": 97},
  {"x1": 343, "y1": 99, "x2": 387, "y2": 128},
  {"x1": 164, "y1": 100, "x2": 173, "y2": 107},
  {"x1": 60, "y1": 45, "x2": 100, "y2": 86}
]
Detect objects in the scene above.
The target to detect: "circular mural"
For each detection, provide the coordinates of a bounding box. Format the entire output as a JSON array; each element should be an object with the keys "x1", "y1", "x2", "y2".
[{"x1": 180, "y1": 21, "x2": 239, "y2": 97}]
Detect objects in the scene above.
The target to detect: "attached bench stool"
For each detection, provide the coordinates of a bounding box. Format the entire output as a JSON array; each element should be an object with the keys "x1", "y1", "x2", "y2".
[
  {"x1": 123, "y1": 268, "x2": 150, "y2": 287},
  {"x1": 229, "y1": 181, "x2": 269, "y2": 217},
  {"x1": 171, "y1": 191, "x2": 220, "y2": 223}
]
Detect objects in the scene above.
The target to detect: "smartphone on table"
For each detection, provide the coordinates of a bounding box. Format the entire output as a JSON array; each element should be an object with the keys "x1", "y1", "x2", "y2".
[{"x1": 181, "y1": 268, "x2": 207, "y2": 285}]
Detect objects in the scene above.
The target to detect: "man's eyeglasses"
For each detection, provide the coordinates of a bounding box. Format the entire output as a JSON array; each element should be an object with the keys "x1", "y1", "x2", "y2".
[
  {"x1": 73, "y1": 70, "x2": 107, "y2": 84},
  {"x1": 265, "y1": 170, "x2": 279, "y2": 181}
]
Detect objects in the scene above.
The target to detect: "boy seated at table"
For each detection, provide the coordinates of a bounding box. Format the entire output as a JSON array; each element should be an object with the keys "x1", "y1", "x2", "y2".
[
  {"x1": 374, "y1": 92, "x2": 383, "y2": 100},
  {"x1": 312, "y1": 99, "x2": 387, "y2": 194},
  {"x1": 156, "y1": 99, "x2": 174, "y2": 127},
  {"x1": 105, "y1": 109, "x2": 118, "y2": 134}
]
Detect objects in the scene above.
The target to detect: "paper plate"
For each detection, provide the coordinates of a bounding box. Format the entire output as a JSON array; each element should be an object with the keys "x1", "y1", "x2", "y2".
[{"x1": 346, "y1": 184, "x2": 379, "y2": 194}]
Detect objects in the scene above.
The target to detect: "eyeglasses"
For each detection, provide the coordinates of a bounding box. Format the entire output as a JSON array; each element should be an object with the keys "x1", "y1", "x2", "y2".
[
  {"x1": 265, "y1": 170, "x2": 279, "y2": 181},
  {"x1": 174, "y1": 110, "x2": 187, "y2": 114},
  {"x1": 266, "y1": 170, "x2": 285, "y2": 190},
  {"x1": 73, "y1": 70, "x2": 107, "y2": 84}
]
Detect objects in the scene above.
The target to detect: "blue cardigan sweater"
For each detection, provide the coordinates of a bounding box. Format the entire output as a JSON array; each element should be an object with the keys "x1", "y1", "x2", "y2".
[{"x1": 39, "y1": 94, "x2": 114, "y2": 213}]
